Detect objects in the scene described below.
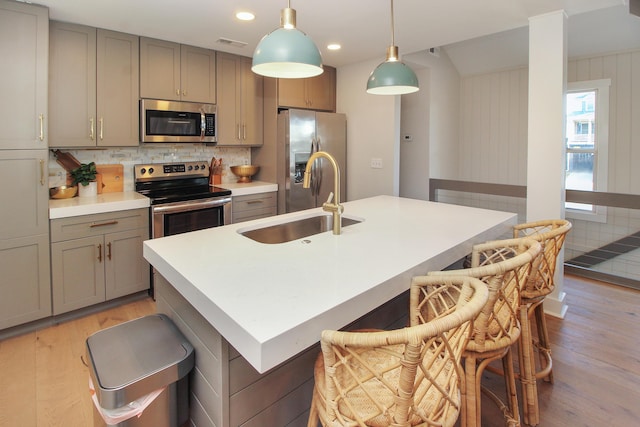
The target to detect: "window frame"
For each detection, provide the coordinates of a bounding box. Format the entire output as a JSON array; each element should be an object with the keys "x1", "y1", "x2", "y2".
[{"x1": 565, "y1": 79, "x2": 610, "y2": 223}]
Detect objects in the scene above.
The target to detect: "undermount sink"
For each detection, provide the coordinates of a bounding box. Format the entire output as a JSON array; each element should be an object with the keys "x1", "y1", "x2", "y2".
[{"x1": 239, "y1": 214, "x2": 362, "y2": 244}]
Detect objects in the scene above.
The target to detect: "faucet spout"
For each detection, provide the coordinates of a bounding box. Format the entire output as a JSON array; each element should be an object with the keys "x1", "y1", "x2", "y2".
[{"x1": 303, "y1": 151, "x2": 343, "y2": 235}]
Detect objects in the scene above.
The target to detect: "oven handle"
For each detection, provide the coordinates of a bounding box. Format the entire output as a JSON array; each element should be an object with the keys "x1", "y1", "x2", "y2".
[{"x1": 152, "y1": 197, "x2": 232, "y2": 214}]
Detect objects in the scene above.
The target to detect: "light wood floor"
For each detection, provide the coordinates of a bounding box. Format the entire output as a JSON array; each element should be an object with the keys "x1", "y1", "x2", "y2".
[{"x1": 0, "y1": 274, "x2": 638, "y2": 426}]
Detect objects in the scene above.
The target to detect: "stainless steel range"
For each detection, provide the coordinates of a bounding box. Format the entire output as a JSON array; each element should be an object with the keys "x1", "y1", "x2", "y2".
[{"x1": 134, "y1": 161, "x2": 232, "y2": 239}]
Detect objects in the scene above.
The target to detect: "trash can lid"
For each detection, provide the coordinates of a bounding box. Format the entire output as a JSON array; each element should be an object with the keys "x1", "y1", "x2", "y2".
[{"x1": 87, "y1": 314, "x2": 194, "y2": 391}]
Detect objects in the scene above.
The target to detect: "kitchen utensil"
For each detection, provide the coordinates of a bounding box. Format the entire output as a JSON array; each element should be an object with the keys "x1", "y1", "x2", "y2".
[
  {"x1": 49, "y1": 185, "x2": 78, "y2": 199},
  {"x1": 51, "y1": 149, "x2": 82, "y2": 173},
  {"x1": 230, "y1": 165, "x2": 260, "y2": 183}
]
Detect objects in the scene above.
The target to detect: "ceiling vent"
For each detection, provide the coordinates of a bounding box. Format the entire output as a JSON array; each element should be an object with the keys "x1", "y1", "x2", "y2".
[{"x1": 216, "y1": 38, "x2": 248, "y2": 48}]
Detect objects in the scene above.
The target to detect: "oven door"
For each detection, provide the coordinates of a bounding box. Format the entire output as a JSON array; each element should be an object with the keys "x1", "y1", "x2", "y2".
[{"x1": 151, "y1": 196, "x2": 231, "y2": 239}]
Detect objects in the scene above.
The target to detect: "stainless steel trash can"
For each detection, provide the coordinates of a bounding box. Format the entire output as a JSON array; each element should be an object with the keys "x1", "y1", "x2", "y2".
[{"x1": 86, "y1": 314, "x2": 195, "y2": 427}]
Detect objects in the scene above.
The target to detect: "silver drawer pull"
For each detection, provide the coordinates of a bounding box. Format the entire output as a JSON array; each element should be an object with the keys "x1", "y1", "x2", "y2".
[
  {"x1": 247, "y1": 200, "x2": 264, "y2": 205},
  {"x1": 90, "y1": 220, "x2": 119, "y2": 228}
]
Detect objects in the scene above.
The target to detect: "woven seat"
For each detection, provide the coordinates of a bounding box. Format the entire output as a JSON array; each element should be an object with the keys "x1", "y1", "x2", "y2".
[
  {"x1": 307, "y1": 276, "x2": 489, "y2": 427},
  {"x1": 512, "y1": 219, "x2": 571, "y2": 426},
  {"x1": 426, "y1": 237, "x2": 542, "y2": 427}
]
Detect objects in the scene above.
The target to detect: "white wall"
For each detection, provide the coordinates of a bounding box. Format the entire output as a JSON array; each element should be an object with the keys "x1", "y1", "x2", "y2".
[
  {"x1": 336, "y1": 58, "x2": 400, "y2": 202},
  {"x1": 399, "y1": 67, "x2": 430, "y2": 200}
]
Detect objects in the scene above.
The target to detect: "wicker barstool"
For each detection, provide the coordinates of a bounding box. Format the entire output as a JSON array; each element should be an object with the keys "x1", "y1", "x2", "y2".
[
  {"x1": 512, "y1": 219, "x2": 572, "y2": 426},
  {"x1": 425, "y1": 237, "x2": 542, "y2": 427},
  {"x1": 307, "y1": 276, "x2": 489, "y2": 427}
]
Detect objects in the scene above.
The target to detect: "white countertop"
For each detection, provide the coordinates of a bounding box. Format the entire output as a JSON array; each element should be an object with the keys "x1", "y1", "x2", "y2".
[
  {"x1": 143, "y1": 195, "x2": 517, "y2": 373},
  {"x1": 220, "y1": 181, "x2": 277, "y2": 196},
  {"x1": 49, "y1": 191, "x2": 150, "y2": 219}
]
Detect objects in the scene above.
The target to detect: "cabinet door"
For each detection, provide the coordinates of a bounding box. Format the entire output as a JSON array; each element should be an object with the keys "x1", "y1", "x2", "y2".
[
  {"x1": 49, "y1": 22, "x2": 97, "y2": 147},
  {"x1": 96, "y1": 29, "x2": 140, "y2": 147},
  {"x1": 51, "y1": 236, "x2": 106, "y2": 315},
  {"x1": 240, "y1": 57, "x2": 264, "y2": 146},
  {"x1": 105, "y1": 229, "x2": 150, "y2": 299},
  {"x1": 307, "y1": 66, "x2": 336, "y2": 112},
  {"x1": 0, "y1": 235, "x2": 51, "y2": 329},
  {"x1": 0, "y1": 150, "x2": 48, "y2": 239},
  {"x1": 140, "y1": 37, "x2": 181, "y2": 100},
  {"x1": 277, "y1": 78, "x2": 307, "y2": 109},
  {"x1": 181, "y1": 45, "x2": 216, "y2": 104},
  {"x1": 216, "y1": 52, "x2": 242, "y2": 145},
  {"x1": 0, "y1": 0, "x2": 48, "y2": 149}
]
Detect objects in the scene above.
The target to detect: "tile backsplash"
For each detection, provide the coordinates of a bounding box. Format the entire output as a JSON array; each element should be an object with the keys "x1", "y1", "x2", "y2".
[{"x1": 49, "y1": 145, "x2": 250, "y2": 190}]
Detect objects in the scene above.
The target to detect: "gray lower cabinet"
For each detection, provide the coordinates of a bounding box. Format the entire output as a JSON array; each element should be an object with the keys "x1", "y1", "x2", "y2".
[
  {"x1": 50, "y1": 209, "x2": 149, "y2": 315},
  {"x1": 0, "y1": 150, "x2": 51, "y2": 330},
  {"x1": 232, "y1": 192, "x2": 277, "y2": 223}
]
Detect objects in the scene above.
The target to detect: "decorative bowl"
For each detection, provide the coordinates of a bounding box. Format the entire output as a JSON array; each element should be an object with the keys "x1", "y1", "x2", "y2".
[
  {"x1": 230, "y1": 165, "x2": 260, "y2": 183},
  {"x1": 49, "y1": 185, "x2": 78, "y2": 199}
]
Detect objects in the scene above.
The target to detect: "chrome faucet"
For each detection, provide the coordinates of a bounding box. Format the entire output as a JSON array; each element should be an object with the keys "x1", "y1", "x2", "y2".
[{"x1": 303, "y1": 151, "x2": 343, "y2": 235}]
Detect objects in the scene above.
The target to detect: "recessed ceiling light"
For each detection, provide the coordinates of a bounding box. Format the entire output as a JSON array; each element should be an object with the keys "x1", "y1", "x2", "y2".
[
  {"x1": 327, "y1": 43, "x2": 341, "y2": 51},
  {"x1": 236, "y1": 11, "x2": 255, "y2": 21}
]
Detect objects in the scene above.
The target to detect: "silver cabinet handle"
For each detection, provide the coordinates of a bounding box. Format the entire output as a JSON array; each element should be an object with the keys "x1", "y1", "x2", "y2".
[
  {"x1": 39, "y1": 114, "x2": 44, "y2": 141},
  {"x1": 99, "y1": 117, "x2": 104, "y2": 140},
  {"x1": 89, "y1": 117, "x2": 95, "y2": 140},
  {"x1": 247, "y1": 200, "x2": 264, "y2": 205},
  {"x1": 243, "y1": 124, "x2": 246, "y2": 140},
  {"x1": 97, "y1": 243, "x2": 102, "y2": 263}
]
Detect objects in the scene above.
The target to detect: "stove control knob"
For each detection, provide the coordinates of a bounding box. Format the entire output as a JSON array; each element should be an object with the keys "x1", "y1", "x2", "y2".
[
  {"x1": 194, "y1": 165, "x2": 200, "y2": 170},
  {"x1": 188, "y1": 165, "x2": 193, "y2": 171},
  {"x1": 148, "y1": 167, "x2": 154, "y2": 174},
  {"x1": 201, "y1": 164, "x2": 206, "y2": 170},
  {"x1": 140, "y1": 168, "x2": 146, "y2": 175}
]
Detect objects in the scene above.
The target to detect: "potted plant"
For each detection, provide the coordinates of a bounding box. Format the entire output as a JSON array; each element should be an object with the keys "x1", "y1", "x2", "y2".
[{"x1": 70, "y1": 162, "x2": 98, "y2": 197}]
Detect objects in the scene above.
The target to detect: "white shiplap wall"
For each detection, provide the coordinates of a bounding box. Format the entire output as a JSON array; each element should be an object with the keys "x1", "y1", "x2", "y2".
[{"x1": 453, "y1": 49, "x2": 640, "y2": 281}]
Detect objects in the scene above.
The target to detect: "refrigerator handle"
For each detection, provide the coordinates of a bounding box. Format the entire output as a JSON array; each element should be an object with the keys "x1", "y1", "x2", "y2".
[
  {"x1": 315, "y1": 137, "x2": 323, "y2": 196},
  {"x1": 310, "y1": 138, "x2": 318, "y2": 196}
]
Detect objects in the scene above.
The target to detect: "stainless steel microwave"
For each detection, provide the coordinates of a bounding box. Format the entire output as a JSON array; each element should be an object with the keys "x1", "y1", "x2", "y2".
[{"x1": 140, "y1": 99, "x2": 217, "y2": 143}]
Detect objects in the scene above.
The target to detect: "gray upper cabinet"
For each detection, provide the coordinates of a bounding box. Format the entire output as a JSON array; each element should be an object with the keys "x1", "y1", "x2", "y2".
[
  {"x1": 0, "y1": 0, "x2": 48, "y2": 149},
  {"x1": 216, "y1": 52, "x2": 263, "y2": 146},
  {"x1": 49, "y1": 22, "x2": 140, "y2": 147},
  {"x1": 140, "y1": 37, "x2": 216, "y2": 104},
  {"x1": 278, "y1": 66, "x2": 336, "y2": 112}
]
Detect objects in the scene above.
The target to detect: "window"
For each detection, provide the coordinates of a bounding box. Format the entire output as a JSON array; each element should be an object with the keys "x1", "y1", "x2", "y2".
[{"x1": 565, "y1": 79, "x2": 610, "y2": 222}]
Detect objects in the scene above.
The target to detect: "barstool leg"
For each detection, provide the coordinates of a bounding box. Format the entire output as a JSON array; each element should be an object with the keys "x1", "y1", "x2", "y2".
[
  {"x1": 503, "y1": 347, "x2": 521, "y2": 427},
  {"x1": 534, "y1": 303, "x2": 554, "y2": 383},
  {"x1": 519, "y1": 304, "x2": 539, "y2": 426},
  {"x1": 464, "y1": 355, "x2": 480, "y2": 427}
]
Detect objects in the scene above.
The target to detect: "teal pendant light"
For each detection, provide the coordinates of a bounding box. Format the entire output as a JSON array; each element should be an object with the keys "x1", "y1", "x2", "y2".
[
  {"x1": 252, "y1": 1, "x2": 323, "y2": 79},
  {"x1": 367, "y1": 0, "x2": 419, "y2": 95}
]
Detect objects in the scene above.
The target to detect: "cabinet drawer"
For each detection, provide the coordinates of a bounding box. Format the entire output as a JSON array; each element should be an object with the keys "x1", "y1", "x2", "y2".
[
  {"x1": 232, "y1": 192, "x2": 277, "y2": 224},
  {"x1": 51, "y1": 208, "x2": 149, "y2": 242}
]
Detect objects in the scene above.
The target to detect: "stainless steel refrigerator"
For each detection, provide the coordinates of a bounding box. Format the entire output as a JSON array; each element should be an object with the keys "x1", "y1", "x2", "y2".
[{"x1": 277, "y1": 109, "x2": 347, "y2": 213}]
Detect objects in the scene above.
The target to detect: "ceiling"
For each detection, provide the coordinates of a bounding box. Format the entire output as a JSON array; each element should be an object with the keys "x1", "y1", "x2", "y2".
[{"x1": 29, "y1": 0, "x2": 638, "y2": 73}]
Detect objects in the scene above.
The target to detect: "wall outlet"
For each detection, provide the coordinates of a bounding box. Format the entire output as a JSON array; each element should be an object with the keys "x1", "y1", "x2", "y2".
[{"x1": 370, "y1": 158, "x2": 383, "y2": 169}]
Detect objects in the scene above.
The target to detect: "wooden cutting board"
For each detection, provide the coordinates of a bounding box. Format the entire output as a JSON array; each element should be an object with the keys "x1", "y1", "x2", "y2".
[{"x1": 96, "y1": 164, "x2": 124, "y2": 193}]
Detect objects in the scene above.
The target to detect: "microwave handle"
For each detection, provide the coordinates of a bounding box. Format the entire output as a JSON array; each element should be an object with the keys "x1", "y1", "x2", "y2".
[{"x1": 200, "y1": 111, "x2": 206, "y2": 141}]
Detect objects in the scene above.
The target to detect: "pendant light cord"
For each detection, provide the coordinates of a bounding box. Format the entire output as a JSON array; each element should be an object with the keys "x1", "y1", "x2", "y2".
[{"x1": 390, "y1": 0, "x2": 395, "y2": 46}]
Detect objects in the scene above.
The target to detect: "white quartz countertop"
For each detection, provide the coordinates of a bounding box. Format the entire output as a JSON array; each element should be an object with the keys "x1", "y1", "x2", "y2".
[
  {"x1": 143, "y1": 195, "x2": 517, "y2": 373},
  {"x1": 49, "y1": 191, "x2": 150, "y2": 219},
  {"x1": 220, "y1": 181, "x2": 277, "y2": 196}
]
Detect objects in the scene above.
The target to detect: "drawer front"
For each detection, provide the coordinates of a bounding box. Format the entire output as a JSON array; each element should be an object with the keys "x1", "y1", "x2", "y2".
[
  {"x1": 232, "y1": 192, "x2": 277, "y2": 223},
  {"x1": 51, "y1": 208, "x2": 149, "y2": 242}
]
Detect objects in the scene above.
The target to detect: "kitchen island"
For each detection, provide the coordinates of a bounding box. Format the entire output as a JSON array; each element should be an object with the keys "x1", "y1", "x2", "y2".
[{"x1": 143, "y1": 195, "x2": 516, "y2": 427}]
